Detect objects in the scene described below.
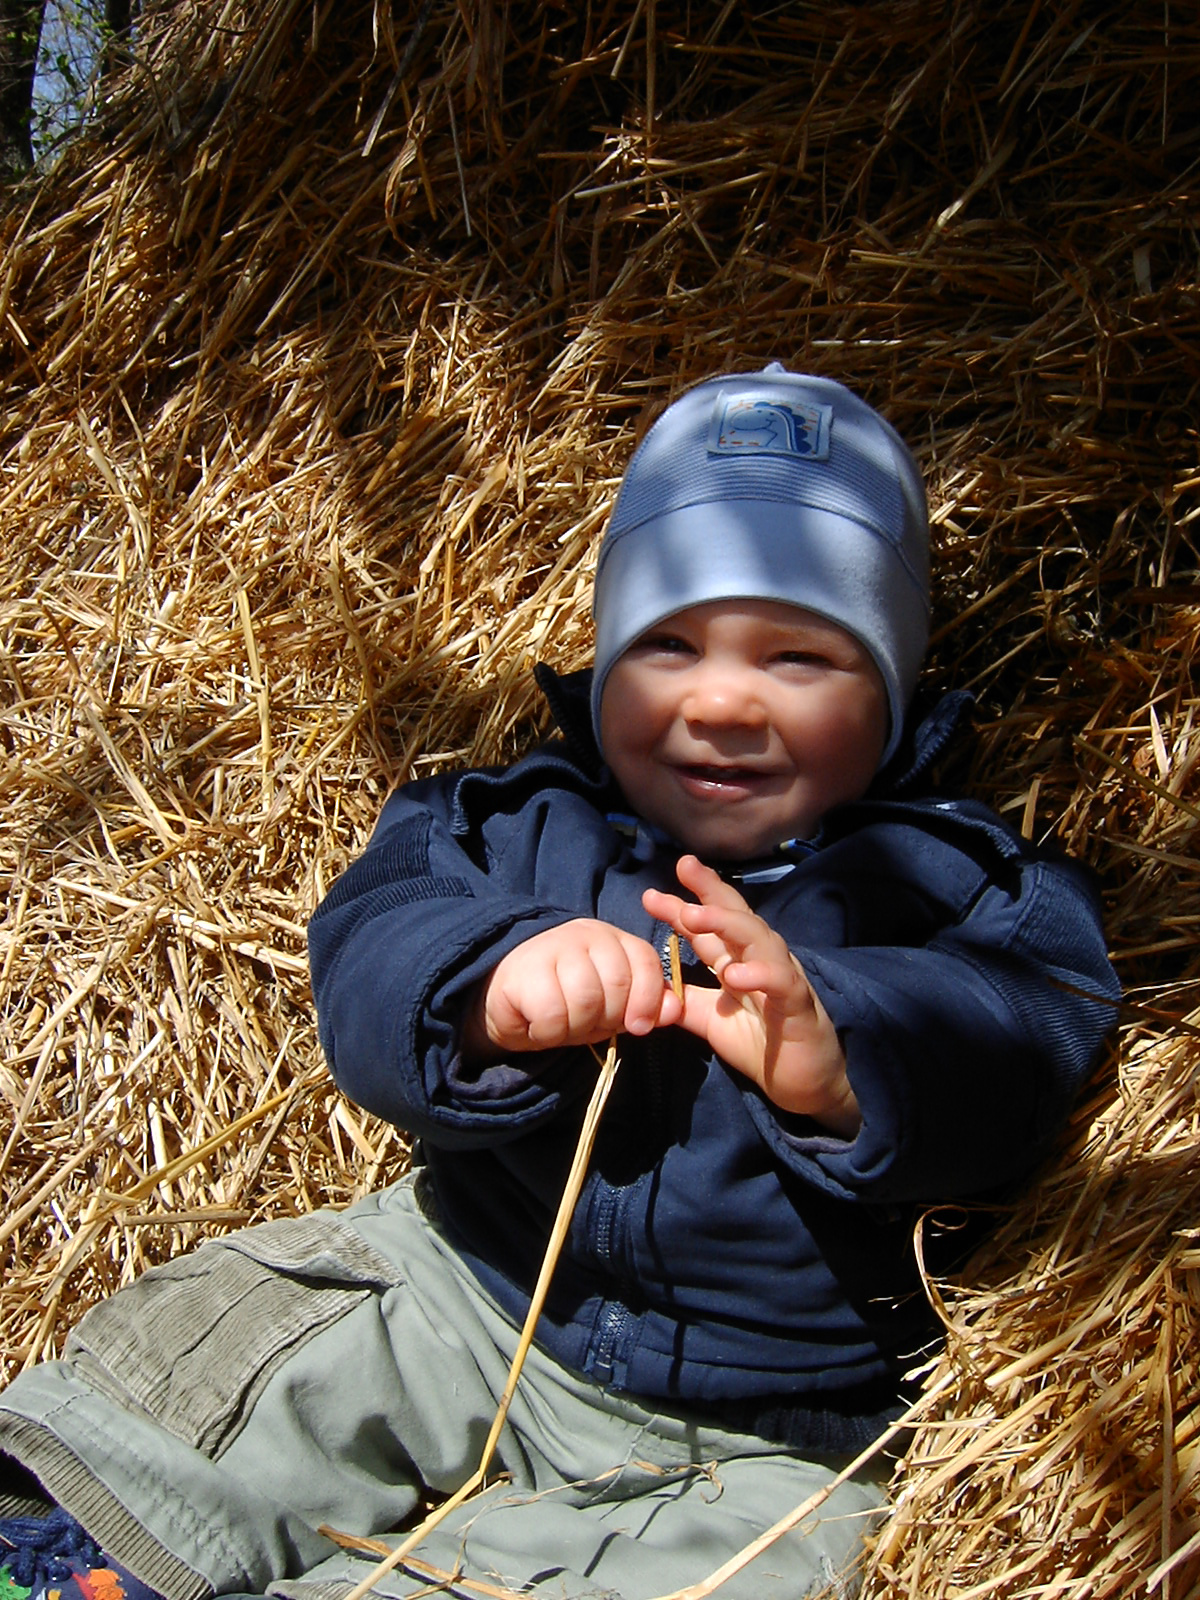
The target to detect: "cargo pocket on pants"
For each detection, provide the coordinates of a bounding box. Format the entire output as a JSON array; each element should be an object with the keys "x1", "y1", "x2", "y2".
[{"x1": 63, "y1": 1211, "x2": 400, "y2": 1459}]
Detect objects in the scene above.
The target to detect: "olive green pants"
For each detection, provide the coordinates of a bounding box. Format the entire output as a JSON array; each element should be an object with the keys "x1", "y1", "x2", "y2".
[{"x1": 0, "y1": 1176, "x2": 886, "y2": 1600}]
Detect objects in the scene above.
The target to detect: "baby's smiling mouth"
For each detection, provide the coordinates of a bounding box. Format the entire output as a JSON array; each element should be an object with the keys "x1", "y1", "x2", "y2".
[{"x1": 675, "y1": 763, "x2": 781, "y2": 796}]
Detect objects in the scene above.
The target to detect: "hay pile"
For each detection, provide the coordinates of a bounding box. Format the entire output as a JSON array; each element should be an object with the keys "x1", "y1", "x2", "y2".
[{"x1": 0, "y1": 1, "x2": 1197, "y2": 1593}]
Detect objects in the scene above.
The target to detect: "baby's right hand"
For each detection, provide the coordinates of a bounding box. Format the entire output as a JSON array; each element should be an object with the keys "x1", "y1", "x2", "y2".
[{"x1": 464, "y1": 919, "x2": 681, "y2": 1058}]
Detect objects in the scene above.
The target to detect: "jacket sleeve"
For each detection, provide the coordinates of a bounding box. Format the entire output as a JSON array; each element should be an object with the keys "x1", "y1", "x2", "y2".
[
  {"x1": 306, "y1": 767, "x2": 599, "y2": 1147},
  {"x1": 740, "y1": 809, "x2": 1121, "y2": 1205}
]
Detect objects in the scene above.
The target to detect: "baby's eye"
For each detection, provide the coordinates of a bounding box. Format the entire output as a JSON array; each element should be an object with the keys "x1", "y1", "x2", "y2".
[
  {"x1": 642, "y1": 633, "x2": 693, "y2": 654},
  {"x1": 775, "y1": 649, "x2": 829, "y2": 667}
]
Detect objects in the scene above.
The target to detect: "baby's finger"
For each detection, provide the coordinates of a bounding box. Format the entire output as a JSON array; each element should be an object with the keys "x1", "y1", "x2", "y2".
[
  {"x1": 674, "y1": 854, "x2": 755, "y2": 914},
  {"x1": 641, "y1": 887, "x2": 755, "y2": 958},
  {"x1": 643, "y1": 890, "x2": 772, "y2": 988},
  {"x1": 641, "y1": 885, "x2": 691, "y2": 934},
  {"x1": 667, "y1": 981, "x2": 721, "y2": 1044},
  {"x1": 672, "y1": 859, "x2": 789, "y2": 965},
  {"x1": 611, "y1": 931, "x2": 673, "y2": 1034},
  {"x1": 499, "y1": 963, "x2": 574, "y2": 1048},
  {"x1": 556, "y1": 941, "x2": 634, "y2": 1040},
  {"x1": 674, "y1": 900, "x2": 787, "y2": 969},
  {"x1": 672, "y1": 897, "x2": 761, "y2": 942},
  {"x1": 643, "y1": 862, "x2": 750, "y2": 938},
  {"x1": 718, "y1": 957, "x2": 806, "y2": 1003}
]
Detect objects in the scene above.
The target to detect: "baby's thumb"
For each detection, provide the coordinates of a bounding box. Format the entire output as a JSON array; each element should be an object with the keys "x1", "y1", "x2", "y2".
[
  {"x1": 666, "y1": 983, "x2": 720, "y2": 1045},
  {"x1": 625, "y1": 981, "x2": 683, "y2": 1036}
]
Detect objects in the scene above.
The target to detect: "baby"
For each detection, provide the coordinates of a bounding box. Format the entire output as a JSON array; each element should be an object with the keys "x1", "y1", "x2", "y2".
[{"x1": 0, "y1": 366, "x2": 1120, "y2": 1600}]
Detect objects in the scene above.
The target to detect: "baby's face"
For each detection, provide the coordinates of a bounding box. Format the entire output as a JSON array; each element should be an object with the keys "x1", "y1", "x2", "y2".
[{"x1": 599, "y1": 600, "x2": 888, "y2": 859}]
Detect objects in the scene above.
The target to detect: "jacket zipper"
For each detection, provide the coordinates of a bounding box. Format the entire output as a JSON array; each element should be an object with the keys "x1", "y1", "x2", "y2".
[
  {"x1": 591, "y1": 916, "x2": 676, "y2": 1386},
  {"x1": 591, "y1": 1298, "x2": 631, "y2": 1384},
  {"x1": 643, "y1": 920, "x2": 675, "y2": 1137}
]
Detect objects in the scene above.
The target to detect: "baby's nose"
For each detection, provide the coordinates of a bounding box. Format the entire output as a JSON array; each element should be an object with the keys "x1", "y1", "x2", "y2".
[{"x1": 681, "y1": 668, "x2": 768, "y2": 727}]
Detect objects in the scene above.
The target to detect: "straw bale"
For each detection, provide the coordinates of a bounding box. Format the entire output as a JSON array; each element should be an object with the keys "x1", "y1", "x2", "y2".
[{"x1": 0, "y1": 1, "x2": 1198, "y2": 1593}]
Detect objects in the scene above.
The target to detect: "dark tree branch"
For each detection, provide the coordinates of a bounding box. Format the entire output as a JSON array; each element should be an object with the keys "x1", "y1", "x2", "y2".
[
  {"x1": 0, "y1": 0, "x2": 44, "y2": 176},
  {"x1": 106, "y1": 0, "x2": 131, "y2": 40}
]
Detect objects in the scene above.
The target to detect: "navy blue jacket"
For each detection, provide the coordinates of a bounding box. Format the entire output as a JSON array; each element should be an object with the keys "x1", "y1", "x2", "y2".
[{"x1": 308, "y1": 670, "x2": 1120, "y2": 1449}]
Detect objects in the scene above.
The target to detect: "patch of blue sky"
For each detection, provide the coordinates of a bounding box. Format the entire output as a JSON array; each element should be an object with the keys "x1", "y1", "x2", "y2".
[{"x1": 32, "y1": 0, "x2": 104, "y2": 158}]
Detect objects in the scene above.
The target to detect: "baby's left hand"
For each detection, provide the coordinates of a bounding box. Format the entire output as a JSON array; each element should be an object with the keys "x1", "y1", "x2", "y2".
[{"x1": 643, "y1": 856, "x2": 861, "y2": 1137}]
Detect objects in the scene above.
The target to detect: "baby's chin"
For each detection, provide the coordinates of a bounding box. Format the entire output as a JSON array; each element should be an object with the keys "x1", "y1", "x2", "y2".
[
  {"x1": 663, "y1": 791, "x2": 865, "y2": 859},
  {"x1": 639, "y1": 772, "x2": 869, "y2": 860},
  {"x1": 669, "y1": 815, "x2": 818, "y2": 861}
]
